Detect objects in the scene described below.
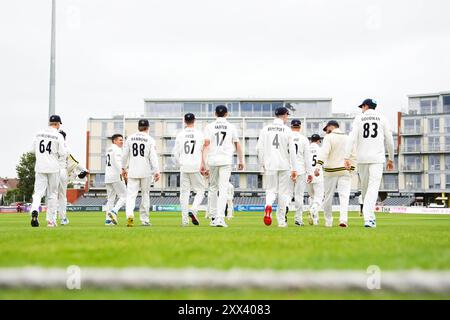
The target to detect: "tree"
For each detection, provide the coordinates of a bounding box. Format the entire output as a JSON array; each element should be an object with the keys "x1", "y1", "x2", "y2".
[
  {"x1": 3, "y1": 188, "x2": 24, "y2": 205},
  {"x1": 16, "y1": 152, "x2": 36, "y2": 202}
]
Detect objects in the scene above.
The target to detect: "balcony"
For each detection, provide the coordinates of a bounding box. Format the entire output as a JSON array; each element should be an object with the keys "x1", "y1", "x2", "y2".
[
  {"x1": 401, "y1": 164, "x2": 423, "y2": 172},
  {"x1": 401, "y1": 146, "x2": 422, "y2": 154},
  {"x1": 380, "y1": 183, "x2": 399, "y2": 191},
  {"x1": 401, "y1": 127, "x2": 422, "y2": 136},
  {"x1": 422, "y1": 144, "x2": 448, "y2": 153}
]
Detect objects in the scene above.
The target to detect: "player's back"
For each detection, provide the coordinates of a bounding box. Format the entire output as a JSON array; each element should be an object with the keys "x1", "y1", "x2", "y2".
[
  {"x1": 33, "y1": 127, "x2": 65, "y2": 173},
  {"x1": 258, "y1": 119, "x2": 292, "y2": 171},
  {"x1": 310, "y1": 143, "x2": 323, "y2": 183},
  {"x1": 124, "y1": 132, "x2": 155, "y2": 178},
  {"x1": 176, "y1": 127, "x2": 204, "y2": 173},
  {"x1": 204, "y1": 118, "x2": 238, "y2": 166},
  {"x1": 291, "y1": 131, "x2": 310, "y2": 174},
  {"x1": 355, "y1": 109, "x2": 389, "y2": 163},
  {"x1": 105, "y1": 144, "x2": 122, "y2": 183}
]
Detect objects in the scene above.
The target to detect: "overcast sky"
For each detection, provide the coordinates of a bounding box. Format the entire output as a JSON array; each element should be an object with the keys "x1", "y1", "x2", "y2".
[{"x1": 1, "y1": 0, "x2": 449, "y2": 177}]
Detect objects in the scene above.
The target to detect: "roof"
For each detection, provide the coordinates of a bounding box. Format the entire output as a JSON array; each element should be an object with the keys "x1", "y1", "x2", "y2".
[
  {"x1": 407, "y1": 91, "x2": 450, "y2": 98},
  {"x1": 0, "y1": 178, "x2": 19, "y2": 193},
  {"x1": 143, "y1": 98, "x2": 333, "y2": 103}
]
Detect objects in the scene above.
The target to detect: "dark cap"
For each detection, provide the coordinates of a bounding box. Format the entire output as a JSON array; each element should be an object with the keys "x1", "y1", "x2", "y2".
[
  {"x1": 291, "y1": 119, "x2": 302, "y2": 127},
  {"x1": 138, "y1": 119, "x2": 150, "y2": 127},
  {"x1": 323, "y1": 120, "x2": 339, "y2": 132},
  {"x1": 49, "y1": 115, "x2": 62, "y2": 124},
  {"x1": 215, "y1": 105, "x2": 228, "y2": 116},
  {"x1": 310, "y1": 134, "x2": 321, "y2": 142},
  {"x1": 275, "y1": 107, "x2": 290, "y2": 116},
  {"x1": 184, "y1": 113, "x2": 196, "y2": 122},
  {"x1": 358, "y1": 98, "x2": 377, "y2": 109}
]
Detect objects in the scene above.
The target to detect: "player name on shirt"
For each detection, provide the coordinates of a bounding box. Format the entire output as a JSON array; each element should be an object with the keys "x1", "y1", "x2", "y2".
[
  {"x1": 361, "y1": 116, "x2": 381, "y2": 121},
  {"x1": 37, "y1": 133, "x2": 59, "y2": 140},
  {"x1": 130, "y1": 136, "x2": 148, "y2": 142},
  {"x1": 268, "y1": 126, "x2": 285, "y2": 132},
  {"x1": 184, "y1": 134, "x2": 194, "y2": 138},
  {"x1": 215, "y1": 124, "x2": 228, "y2": 130}
]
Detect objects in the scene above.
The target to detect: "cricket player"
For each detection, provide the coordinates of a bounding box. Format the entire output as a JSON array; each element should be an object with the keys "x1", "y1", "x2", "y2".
[
  {"x1": 316, "y1": 120, "x2": 356, "y2": 228},
  {"x1": 105, "y1": 134, "x2": 127, "y2": 226},
  {"x1": 289, "y1": 119, "x2": 313, "y2": 226},
  {"x1": 56, "y1": 130, "x2": 88, "y2": 226},
  {"x1": 122, "y1": 119, "x2": 160, "y2": 227},
  {"x1": 203, "y1": 105, "x2": 244, "y2": 228},
  {"x1": 307, "y1": 134, "x2": 324, "y2": 225},
  {"x1": 30, "y1": 115, "x2": 67, "y2": 227},
  {"x1": 173, "y1": 113, "x2": 205, "y2": 227},
  {"x1": 257, "y1": 107, "x2": 298, "y2": 228},
  {"x1": 344, "y1": 99, "x2": 395, "y2": 228},
  {"x1": 225, "y1": 182, "x2": 234, "y2": 220}
]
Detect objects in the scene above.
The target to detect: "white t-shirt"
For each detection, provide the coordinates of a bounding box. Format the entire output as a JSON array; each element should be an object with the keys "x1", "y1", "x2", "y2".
[
  {"x1": 122, "y1": 132, "x2": 159, "y2": 179},
  {"x1": 204, "y1": 118, "x2": 239, "y2": 167},
  {"x1": 309, "y1": 143, "x2": 323, "y2": 184},
  {"x1": 256, "y1": 118, "x2": 298, "y2": 172},
  {"x1": 105, "y1": 144, "x2": 123, "y2": 183},
  {"x1": 291, "y1": 131, "x2": 313, "y2": 176},
  {"x1": 173, "y1": 127, "x2": 205, "y2": 173},
  {"x1": 345, "y1": 109, "x2": 395, "y2": 164},
  {"x1": 32, "y1": 127, "x2": 67, "y2": 174}
]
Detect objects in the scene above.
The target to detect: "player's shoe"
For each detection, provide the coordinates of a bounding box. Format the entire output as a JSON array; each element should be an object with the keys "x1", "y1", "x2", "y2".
[
  {"x1": 105, "y1": 219, "x2": 113, "y2": 226},
  {"x1": 31, "y1": 210, "x2": 39, "y2": 227},
  {"x1": 339, "y1": 222, "x2": 348, "y2": 228},
  {"x1": 295, "y1": 220, "x2": 305, "y2": 227},
  {"x1": 264, "y1": 205, "x2": 272, "y2": 226},
  {"x1": 127, "y1": 217, "x2": 134, "y2": 227},
  {"x1": 364, "y1": 220, "x2": 377, "y2": 228},
  {"x1": 209, "y1": 220, "x2": 217, "y2": 227},
  {"x1": 308, "y1": 212, "x2": 314, "y2": 225},
  {"x1": 47, "y1": 221, "x2": 57, "y2": 228},
  {"x1": 142, "y1": 221, "x2": 151, "y2": 227},
  {"x1": 325, "y1": 221, "x2": 333, "y2": 228},
  {"x1": 60, "y1": 217, "x2": 70, "y2": 226},
  {"x1": 285, "y1": 207, "x2": 289, "y2": 223},
  {"x1": 107, "y1": 210, "x2": 118, "y2": 225},
  {"x1": 188, "y1": 211, "x2": 199, "y2": 226},
  {"x1": 278, "y1": 222, "x2": 288, "y2": 228}
]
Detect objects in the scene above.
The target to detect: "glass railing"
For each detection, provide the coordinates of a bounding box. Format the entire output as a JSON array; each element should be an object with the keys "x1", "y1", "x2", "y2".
[
  {"x1": 381, "y1": 183, "x2": 398, "y2": 190},
  {"x1": 402, "y1": 146, "x2": 421, "y2": 153},
  {"x1": 401, "y1": 165, "x2": 423, "y2": 171},
  {"x1": 401, "y1": 127, "x2": 422, "y2": 134}
]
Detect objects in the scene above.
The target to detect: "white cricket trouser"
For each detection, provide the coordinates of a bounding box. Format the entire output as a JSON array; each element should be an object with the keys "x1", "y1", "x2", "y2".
[
  {"x1": 265, "y1": 170, "x2": 291, "y2": 225},
  {"x1": 289, "y1": 174, "x2": 306, "y2": 222},
  {"x1": 226, "y1": 199, "x2": 234, "y2": 217},
  {"x1": 323, "y1": 175, "x2": 351, "y2": 225},
  {"x1": 105, "y1": 180, "x2": 127, "y2": 219},
  {"x1": 31, "y1": 172, "x2": 59, "y2": 223},
  {"x1": 57, "y1": 169, "x2": 68, "y2": 220},
  {"x1": 358, "y1": 163, "x2": 383, "y2": 223},
  {"x1": 126, "y1": 177, "x2": 151, "y2": 223},
  {"x1": 180, "y1": 172, "x2": 205, "y2": 223},
  {"x1": 208, "y1": 165, "x2": 231, "y2": 220},
  {"x1": 307, "y1": 181, "x2": 324, "y2": 220}
]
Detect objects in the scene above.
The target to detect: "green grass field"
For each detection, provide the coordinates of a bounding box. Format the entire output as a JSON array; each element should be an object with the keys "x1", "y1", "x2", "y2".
[{"x1": 0, "y1": 211, "x2": 449, "y2": 300}]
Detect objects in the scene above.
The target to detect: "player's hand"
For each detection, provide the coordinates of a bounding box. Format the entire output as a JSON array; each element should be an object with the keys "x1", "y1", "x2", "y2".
[
  {"x1": 290, "y1": 171, "x2": 298, "y2": 182},
  {"x1": 386, "y1": 160, "x2": 394, "y2": 171},
  {"x1": 306, "y1": 175, "x2": 313, "y2": 184},
  {"x1": 238, "y1": 163, "x2": 244, "y2": 171},
  {"x1": 344, "y1": 159, "x2": 352, "y2": 170},
  {"x1": 314, "y1": 168, "x2": 321, "y2": 177},
  {"x1": 154, "y1": 172, "x2": 161, "y2": 182}
]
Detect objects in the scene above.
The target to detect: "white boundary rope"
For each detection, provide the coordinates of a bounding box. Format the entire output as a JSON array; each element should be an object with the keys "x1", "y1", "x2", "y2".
[{"x1": 0, "y1": 268, "x2": 449, "y2": 293}]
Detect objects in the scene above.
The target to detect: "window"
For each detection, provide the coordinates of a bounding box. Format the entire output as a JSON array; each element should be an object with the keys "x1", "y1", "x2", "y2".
[
  {"x1": 428, "y1": 155, "x2": 440, "y2": 171},
  {"x1": 253, "y1": 103, "x2": 262, "y2": 116},
  {"x1": 403, "y1": 118, "x2": 421, "y2": 134},
  {"x1": 165, "y1": 139, "x2": 176, "y2": 152},
  {"x1": 183, "y1": 103, "x2": 201, "y2": 114},
  {"x1": 446, "y1": 137, "x2": 450, "y2": 151},
  {"x1": 262, "y1": 103, "x2": 271, "y2": 117},
  {"x1": 247, "y1": 174, "x2": 263, "y2": 189},
  {"x1": 245, "y1": 155, "x2": 259, "y2": 171},
  {"x1": 241, "y1": 103, "x2": 253, "y2": 116},
  {"x1": 114, "y1": 121, "x2": 123, "y2": 132},
  {"x1": 445, "y1": 156, "x2": 450, "y2": 170},
  {"x1": 444, "y1": 96, "x2": 450, "y2": 113},
  {"x1": 230, "y1": 103, "x2": 239, "y2": 116},
  {"x1": 246, "y1": 121, "x2": 264, "y2": 136},
  {"x1": 403, "y1": 155, "x2": 421, "y2": 170},
  {"x1": 382, "y1": 175, "x2": 398, "y2": 190},
  {"x1": 230, "y1": 174, "x2": 240, "y2": 188},
  {"x1": 428, "y1": 136, "x2": 440, "y2": 152},
  {"x1": 166, "y1": 174, "x2": 180, "y2": 188},
  {"x1": 420, "y1": 98, "x2": 437, "y2": 114},
  {"x1": 446, "y1": 174, "x2": 450, "y2": 189},
  {"x1": 245, "y1": 138, "x2": 258, "y2": 155},
  {"x1": 428, "y1": 173, "x2": 441, "y2": 190},
  {"x1": 345, "y1": 122, "x2": 352, "y2": 134},
  {"x1": 445, "y1": 117, "x2": 450, "y2": 133},
  {"x1": 166, "y1": 122, "x2": 182, "y2": 135},
  {"x1": 94, "y1": 174, "x2": 105, "y2": 187},
  {"x1": 405, "y1": 174, "x2": 422, "y2": 190},
  {"x1": 428, "y1": 118, "x2": 440, "y2": 134},
  {"x1": 404, "y1": 137, "x2": 421, "y2": 152},
  {"x1": 164, "y1": 156, "x2": 178, "y2": 170}
]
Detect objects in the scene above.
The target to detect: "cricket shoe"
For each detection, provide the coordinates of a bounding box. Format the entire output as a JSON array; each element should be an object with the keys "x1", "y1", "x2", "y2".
[
  {"x1": 278, "y1": 222, "x2": 288, "y2": 228},
  {"x1": 264, "y1": 205, "x2": 272, "y2": 226},
  {"x1": 47, "y1": 221, "x2": 57, "y2": 228},
  {"x1": 105, "y1": 220, "x2": 114, "y2": 226},
  {"x1": 364, "y1": 220, "x2": 377, "y2": 228},
  {"x1": 295, "y1": 220, "x2": 305, "y2": 227},
  {"x1": 60, "y1": 217, "x2": 70, "y2": 226},
  {"x1": 215, "y1": 218, "x2": 228, "y2": 228},
  {"x1": 127, "y1": 217, "x2": 134, "y2": 227},
  {"x1": 188, "y1": 211, "x2": 199, "y2": 226},
  {"x1": 339, "y1": 222, "x2": 348, "y2": 228},
  {"x1": 107, "y1": 210, "x2": 118, "y2": 225},
  {"x1": 31, "y1": 210, "x2": 39, "y2": 228},
  {"x1": 325, "y1": 221, "x2": 333, "y2": 228},
  {"x1": 142, "y1": 221, "x2": 152, "y2": 227}
]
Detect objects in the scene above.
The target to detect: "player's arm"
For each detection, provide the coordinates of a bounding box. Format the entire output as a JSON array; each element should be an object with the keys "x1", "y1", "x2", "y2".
[
  {"x1": 232, "y1": 125, "x2": 244, "y2": 170},
  {"x1": 149, "y1": 139, "x2": 160, "y2": 182},
  {"x1": 121, "y1": 139, "x2": 130, "y2": 178},
  {"x1": 201, "y1": 126, "x2": 211, "y2": 176},
  {"x1": 57, "y1": 134, "x2": 68, "y2": 159},
  {"x1": 384, "y1": 116, "x2": 395, "y2": 171},
  {"x1": 288, "y1": 132, "x2": 299, "y2": 181},
  {"x1": 30, "y1": 135, "x2": 37, "y2": 154},
  {"x1": 344, "y1": 117, "x2": 359, "y2": 169},
  {"x1": 303, "y1": 139, "x2": 313, "y2": 183}
]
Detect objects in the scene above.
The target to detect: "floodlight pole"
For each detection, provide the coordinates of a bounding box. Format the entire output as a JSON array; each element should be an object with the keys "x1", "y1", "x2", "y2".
[{"x1": 49, "y1": 0, "x2": 56, "y2": 117}]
